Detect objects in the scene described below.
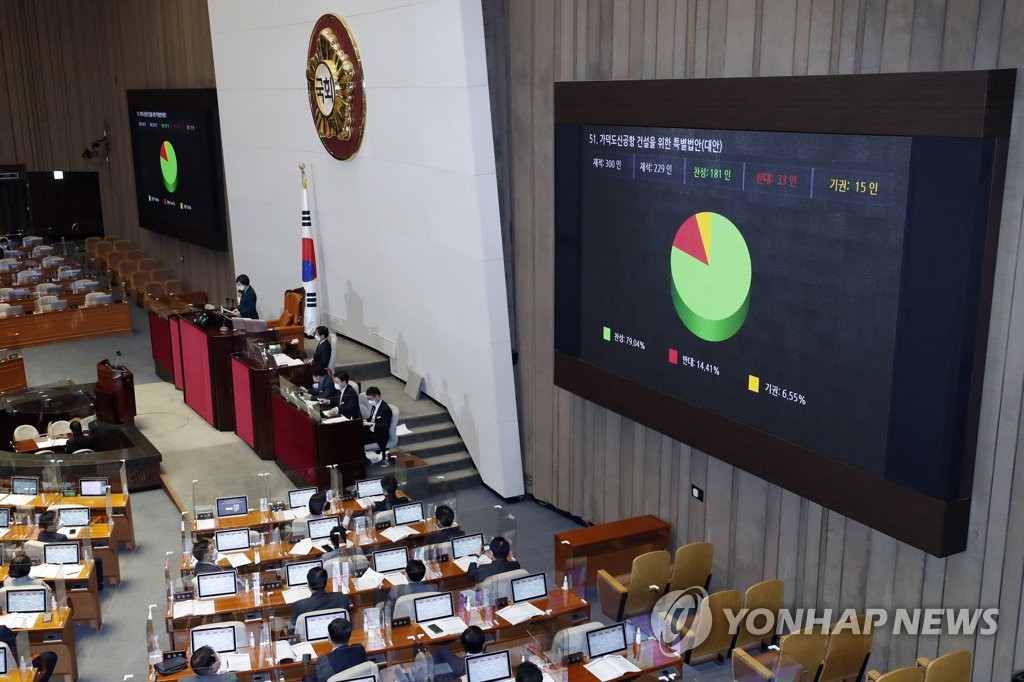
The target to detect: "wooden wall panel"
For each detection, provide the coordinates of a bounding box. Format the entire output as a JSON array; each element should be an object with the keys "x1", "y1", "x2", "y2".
[{"x1": 0, "y1": 0, "x2": 232, "y2": 304}]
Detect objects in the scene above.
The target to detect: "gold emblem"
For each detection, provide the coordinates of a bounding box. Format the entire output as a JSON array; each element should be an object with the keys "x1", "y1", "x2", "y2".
[{"x1": 306, "y1": 14, "x2": 365, "y2": 160}]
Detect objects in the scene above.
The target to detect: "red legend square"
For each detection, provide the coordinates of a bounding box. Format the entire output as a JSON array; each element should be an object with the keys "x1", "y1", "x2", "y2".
[{"x1": 668, "y1": 348, "x2": 679, "y2": 364}]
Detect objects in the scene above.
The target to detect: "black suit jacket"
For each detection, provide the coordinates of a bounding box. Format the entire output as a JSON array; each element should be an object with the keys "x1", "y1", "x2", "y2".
[
  {"x1": 290, "y1": 589, "x2": 353, "y2": 628},
  {"x1": 310, "y1": 376, "x2": 339, "y2": 402},
  {"x1": 315, "y1": 644, "x2": 368, "y2": 681},
  {"x1": 435, "y1": 527, "x2": 466, "y2": 542},
  {"x1": 364, "y1": 400, "x2": 393, "y2": 451},
  {"x1": 65, "y1": 434, "x2": 94, "y2": 453},
  {"x1": 311, "y1": 339, "x2": 331, "y2": 373},
  {"x1": 237, "y1": 286, "x2": 258, "y2": 319},
  {"x1": 467, "y1": 557, "x2": 522, "y2": 584},
  {"x1": 337, "y1": 384, "x2": 360, "y2": 420},
  {"x1": 39, "y1": 529, "x2": 69, "y2": 542}
]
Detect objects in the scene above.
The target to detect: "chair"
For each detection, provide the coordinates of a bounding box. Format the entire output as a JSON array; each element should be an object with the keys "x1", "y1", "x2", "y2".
[
  {"x1": 324, "y1": 553, "x2": 369, "y2": 576},
  {"x1": 84, "y1": 291, "x2": 112, "y2": 306},
  {"x1": 13, "y1": 424, "x2": 40, "y2": 441},
  {"x1": 36, "y1": 295, "x2": 59, "y2": 310},
  {"x1": 359, "y1": 392, "x2": 371, "y2": 420},
  {"x1": 819, "y1": 614, "x2": 873, "y2": 682},
  {"x1": 364, "y1": 406, "x2": 401, "y2": 461},
  {"x1": 164, "y1": 279, "x2": 183, "y2": 296},
  {"x1": 80, "y1": 414, "x2": 97, "y2": 430},
  {"x1": 36, "y1": 449, "x2": 55, "y2": 455},
  {"x1": 267, "y1": 288, "x2": 305, "y2": 346},
  {"x1": 733, "y1": 629, "x2": 829, "y2": 682},
  {"x1": 190, "y1": 620, "x2": 246, "y2": 648},
  {"x1": 395, "y1": 591, "x2": 442, "y2": 621},
  {"x1": 73, "y1": 449, "x2": 95, "y2": 454},
  {"x1": 149, "y1": 268, "x2": 170, "y2": 283},
  {"x1": 41, "y1": 255, "x2": 64, "y2": 268},
  {"x1": 57, "y1": 265, "x2": 80, "y2": 279},
  {"x1": 94, "y1": 240, "x2": 113, "y2": 267},
  {"x1": 734, "y1": 579, "x2": 784, "y2": 650},
  {"x1": 917, "y1": 650, "x2": 971, "y2": 682},
  {"x1": 480, "y1": 568, "x2": 531, "y2": 602},
  {"x1": 49, "y1": 420, "x2": 72, "y2": 437},
  {"x1": 22, "y1": 540, "x2": 45, "y2": 562},
  {"x1": 106, "y1": 251, "x2": 125, "y2": 274},
  {"x1": 596, "y1": 549, "x2": 671, "y2": 622},
  {"x1": 668, "y1": 541, "x2": 713, "y2": 593},
  {"x1": 71, "y1": 279, "x2": 99, "y2": 293},
  {"x1": 113, "y1": 239, "x2": 132, "y2": 253},
  {"x1": 102, "y1": 235, "x2": 120, "y2": 244},
  {"x1": 130, "y1": 270, "x2": 152, "y2": 302},
  {"x1": 84, "y1": 236, "x2": 101, "y2": 256},
  {"x1": 136, "y1": 257, "x2": 156, "y2": 273},
  {"x1": 16, "y1": 269, "x2": 41, "y2": 284},
  {"x1": 327, "y1": 661, "x2": 379, "y2": 682},
  {"x1": 31, "y1": 245, "x2": 54, "y2": 257},
  {"x1": 546, "y1": 622, "x2": 605, "y2": 661},
  {"x1": 118, "y1": 259, "x2": 138, "y2": 283},
  {"x1": 36, "y1": 282, "x2": 63, "y2": 296},
  {"x1": 296, "y1": 608, "x2": 349, "y2": 641},
  {"x1": 865, "y1": 666, "x2": 925, "y2": 682},
  {"x1": 373, "y1": 510, "x2": 395, "y2": 526},
  {"x1": 0, "y1": 287, "x2": 12, "y2": 300},
  {"x1": 126, "y1": 249, "x2": 144, "y2": 262},
  {"x1": 681, "y1": 589, "x2": 742, "y2": 663},
  {"x1": 144, "y1": 281, "x2": 165, "y2": 302}
]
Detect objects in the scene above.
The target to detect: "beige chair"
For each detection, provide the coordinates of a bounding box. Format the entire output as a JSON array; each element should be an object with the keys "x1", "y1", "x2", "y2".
[
  {"x1": 394, "y1": 591, "x2": 443, "y2": 621},
  {"x1": 72, "y1": 449, "x2": 95, "y2": 454},
  {"x1": 733, "y1": 629, "x2": 829, "y2": 682},
  {"x1": 84, "y1": 291, "x2": 112, "y2": 306},
  {"x1": 0, "y1": 287, "x2": 13, "y2": 299},
  {"x1": 734, "y1": 579, "x2": 784, "y2": 650},
  {"x1": 130, "y1": 270, "x2": 151, "y2": 302},
  {"x1": 41, "y1": 255, "x2": 64, "y2": 268},
  {"x1": 84, "y1": 236, "x2": 101, "y2": 256},
  {"x1": 546, "y1": 621, "x2": 605, "y2": 661},
  {"x1": 136, "y1": 257, "x2": 156, "y2": 273},
  {"x1": 94, "y1": 240, "x2": 113, "y2": 268},
  {"x1": 373, "y1": 509, "x2": 395, "y2": 526},
  {"x1": 596, "y1": 549, "x2": 671, "y2": 622},
  {"x1": 323, "y1": 552, "x2": 369, "y2": 576},
  {"x1": 917, "y1": 650, "x2": 971, "y2": 682},
  {"x1": 106, "y1": 251, "x2": 125, "y2": 274},
  {"x1": 48, "y1": 420, "x2": 72, "y2": 437},
  {"x1": 118, "y1": 259, "x2": 138, "y2": 284},
  {"x1": 36, "y1": 282, "x2": 62, "y2": 295},
  {"x1": 22, "y1": 540, "x2": 46, "y2": 562},
  {"x1": 818, "y1": 614, "x2": 873, "y2": 682},
  {"x1": 113, "y1": 239, "x2": 132, "y2": 253},
  {"x1": 126, "y1": 249, "x2": 145, "y2": 262},
  {"x1": 326, "y1": 661, "x2": 379, "y2": 682},
  {"x1": 80, "y1": 414, "x2": 97, "y2": 430},
  {"x1": 13, "y1": 424, "x2": 40, "y2": 441},
  {"x1": 71, "y1": 279, "x2": 98, "y2": 293},
  {"x1": 296, "y1": 607, "x2": 349, "y2": 641},
  {"x1": 164, "y1": 279, "x2": 184, "y2": 296},
  {"x1": 56, "y1": 265, "x2": 80, "y2": 279},
  {"x1": 36, "y1": 295, "x2": 59, "y2": 311},
  {"x1": 15, "y1": 269, "x2": 41, "y2": 284},
  {"x1": 668, "y1": 541, "x2": 713, "y2": 592},
  {"x1": 479, "y1": 568, "x2": 530, "y2": 602},
  {"x1": 866, "y1": 666, "x2": 925, "y2": 682},
  {"x1": 682, "y1": 589, "x2": 742, "y2": 664},
  {"x1": 102, "y1": 236, "x2": 120, "y2": 244}
]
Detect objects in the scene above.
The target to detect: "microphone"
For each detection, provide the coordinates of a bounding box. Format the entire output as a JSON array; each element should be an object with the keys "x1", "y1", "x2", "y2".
[{"x1": 115, "y1": 350, "x2": 123, "y2": 370}]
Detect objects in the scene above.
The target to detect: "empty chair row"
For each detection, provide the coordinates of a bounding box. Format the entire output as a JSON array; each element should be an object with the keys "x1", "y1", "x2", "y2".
[{"x1": 597, "y1": 541, "x2": 713, "y2": 622}]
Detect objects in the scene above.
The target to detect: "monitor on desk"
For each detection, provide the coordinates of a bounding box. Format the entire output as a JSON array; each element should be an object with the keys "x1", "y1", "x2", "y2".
[
  {"x1": 57, "y1": 508, "x2": 91, "y2": 528},
  {"x1": 307, "y1": 517, "x2": 337, "y2": 542},
  {"x1": 465, "y1": 651, "x2": 512, "y2": 682},
  {"x1": 372, "y1": 547, "x2": 409, "y2": 574},
  {"x1": 511, "y1": 573, "x2": 548, "y2": 604},
  {"x1": 191, "y1": 625, "x2": 238, "y2": 654},
  {"x1": 355, "y1": 478, "x2": 384, "y2": 498},
  {"x1": 586, "y1": 623, "x2": 628, "y2": 659},
  {"x1": 79, "y1": 477, "x2": 108, "y2": 496},
  {"x1": 196, "y1": 570, "x2": 239, "y2": 599},
  {"x1": 451, "y1": 533, "x2": 484, "y2": 559},
  {"x1": 43, "y1": 542, "x2": 81, "y2": 565},
  {"x1": 214, "y1": 528, "x2": 251, "y2": 553},
  {"x1": 303, "y1": 609, "x2": 348, "y2": 642},
  {"x1": 288, "y1": 487, "x2": 317, "y2": 510},
  {"x1": 285, "y1": 559, "x2": 324, "y2": 588},
  {"x1": 11, "y1": 476, "x2": 39, "y2": 496},
  {"x1": 0, "y1": 508, "x2": 9, "y2": 529},
  {"x1": 413, "y1": 592, "x2": 455, "y2": 623},
  {"x1": 0, "y1": 641, "x2": 7, "y2": 674},
  {"x1": 5, "y1": 587, "x2": 47, "y2": 614},
  {"x1": 215, "y1": 495, "x2": 248, "y2": 518},
  {"x1": 393, "y1": 502, "x2": 424, "y2": 526}
]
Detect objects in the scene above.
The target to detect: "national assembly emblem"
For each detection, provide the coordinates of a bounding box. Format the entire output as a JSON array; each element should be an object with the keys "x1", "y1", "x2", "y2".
[{"x1": 306, "y1": 13, "x2": 365, "y2": 160}]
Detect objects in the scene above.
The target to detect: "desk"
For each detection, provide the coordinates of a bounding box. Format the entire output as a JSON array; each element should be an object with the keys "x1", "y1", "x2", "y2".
[
  {"x1": 2, "y1": 290, "x2": 112, "y2": 312},
  {"x1": 11, "y1": 606, "x2": 74, "y2": 681},
  {"x1": 231, "y1": 355, "x2": 310, "y2": 460},
  {"x1": 3, "y1": 522, "x2": 122, "y2": 585},
  {"x1": 5, "y1": 493, "x2": 136, "y2": 551},
  {"x1": 0, "y1": 302, "x2": 131, "y2": 348},
  {"x1": 0, "y1": 561, "x2": 102, "y2": 630},
  {"x1": 271, "y1": 392, "x2": 365, "y2": 489},
  {"x1": 147, "y1": 298, "x2": 199, "y2": 383},
  {"x1": 0, "y1": 355, "x2": 27, "y2": 392},
  {"x1": 553, "y1": 515, "x2": 672, "y2": 587}
]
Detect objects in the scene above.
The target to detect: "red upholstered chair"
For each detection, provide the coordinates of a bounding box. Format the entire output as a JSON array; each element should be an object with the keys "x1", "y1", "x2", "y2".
[{"x1": 267, "y1": 288, "x2": 305, "y2": 347}]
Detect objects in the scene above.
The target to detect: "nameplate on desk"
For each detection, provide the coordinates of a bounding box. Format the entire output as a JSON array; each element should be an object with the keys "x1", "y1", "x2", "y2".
[
  {"x1": 341, "y1": 494, "x2": 354, "y2": 502},
  {"x1": 355, "y1": 568, "x2": 368, "y2": 578},
  {"x1": 173, "y1": 591, "x2": 193, "y2": 602},
  {"x1": 495, "y1": 596, "x2": 509, "y2": 607},
  {"x1": 163, "y1": 650, "x2": 187, "y2": 662},
  {"x1": 196, "y1": 512, "x2": 213, "y2": 520},
  {"x1": 262, "y1": 578, "x2": 283, "y2": 590},
  {"x1": 439, "y1": 554, "x2": 450, "y2": 562},
  {"x1": 43, "y1": 633, "x2": 62, "y2": 643},
  {"x1": 63, "y1": 489, "x2": 77, "y2": 496},
  {"x1": 375, "y1": 521, "x2": 392, "y2": 530},
  {"x1": 244, "y1": 610, "x2": 262, "y2": 622},
  {"x1": 251, "y1": 674, "x2": 273, "y2": 682},
  {"x1": 391, "y1": 616, "x2": 410, "y2": 628},
  {"x1": 562, "y1": 653, "x2": 584, "y2": 665}
]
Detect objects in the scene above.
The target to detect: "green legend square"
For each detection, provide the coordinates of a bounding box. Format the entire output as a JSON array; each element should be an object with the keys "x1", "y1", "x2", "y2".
[{"x1": 602, "y1": 326, "x2": 611, "y2": 341}]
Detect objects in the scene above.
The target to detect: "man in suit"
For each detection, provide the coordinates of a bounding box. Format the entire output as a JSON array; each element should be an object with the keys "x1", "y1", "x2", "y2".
[
  {"x1": 38, "y1": 511, "x2": 104, "y2": 586},
  {"x1": 306, "y1": 368, "x2": 339, "y2": 405},
  {"x1": 363, "y1": 386, "x2": 393, "y2": 460},
  {"x1": 192, "y1": 539, "x2": 229, "y2": 575},
  {"x1": 386, "y1": 559, "x2": 433, "y2": 608},
  {"x1": 333, "y1": 370, "x2": 361, "y2": 419},
  {"x1": 290, "y1": 567, "x2": 353, "y2": 633},
  {"x1": 235, "y1": 274, "x2": 258, "y2": 319},
  {"x1": 516, "y1": 661, "x2": 543, "y2": 682},
  {"x1": 182, "y1": 646, "x2": 239, "y2": 682},
  {"x1": 1, "y1": 554, "x2": 52, "y2": 602},
  {"x1": 433, "y1": 625, "x2": 486, "y2": 681},
  {"x1": 310, "y1": 325, "x2": 331, "y2": 373},
  {"x1": 315, "y1": 617, "x2": 367, "y2": 682},
  {"x1": 467, "y1": 536, "x2": 521, "y2": 584},
  {"x1": 433, "y1": 505, "x2": 464, "y2": 542}
]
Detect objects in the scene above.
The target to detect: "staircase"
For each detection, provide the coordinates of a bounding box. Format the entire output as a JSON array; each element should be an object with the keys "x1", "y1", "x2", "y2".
[{"x1": 327, "y1": 335, "x2": 482, "y2": 495}]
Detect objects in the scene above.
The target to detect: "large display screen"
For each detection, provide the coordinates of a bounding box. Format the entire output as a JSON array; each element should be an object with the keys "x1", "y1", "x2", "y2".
[{"x1": 126, "y1": 89, "x2": 228, "y2": 250}]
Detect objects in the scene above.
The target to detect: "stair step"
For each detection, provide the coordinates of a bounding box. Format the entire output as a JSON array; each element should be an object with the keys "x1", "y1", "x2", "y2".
[
  {"x1": 427, "y1": 467, "x2": 482, "y2": 494},
  {"x1": 401, "y1": 421, "x2": 458, "y2": 445},
  {"x1": 340, "y1": 360, "x2": 391, "y2": 383},
  {"x1": 406, "y1": 435, "x2": 465, "y2": 459},
  {"x1": 401, "y1": 412, "x2": 452, "y2": 429},
  {"x1": 420, "y1": 450, "x2": 474, "y2": 475}
]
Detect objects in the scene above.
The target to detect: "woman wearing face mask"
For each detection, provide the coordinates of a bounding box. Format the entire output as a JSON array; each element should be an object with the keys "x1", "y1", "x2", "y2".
[{"x1": 234, "y1": 274, "x2": 258, "y2": 319}]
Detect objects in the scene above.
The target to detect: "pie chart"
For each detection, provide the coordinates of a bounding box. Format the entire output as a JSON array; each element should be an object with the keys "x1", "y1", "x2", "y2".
[
  {"x1": 160, "y1": 141, "x2": 178, "y2": 193},
  {"x1": 670, "y1": 211, "x2": 751, "y2": 342}
]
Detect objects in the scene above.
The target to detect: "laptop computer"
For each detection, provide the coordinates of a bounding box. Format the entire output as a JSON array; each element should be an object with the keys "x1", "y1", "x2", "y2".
[
  {"x1": 215, "y1": 495, "x2": 248, "y2": 518},
  {"x1": 196, "y1": 571, "x2": 239, "y2": 599},
  {"x1": 413, "y1": 592, "x2": 467, "y2": 637},
  {"x1": 302, "y1": 609, "x2": 349, "y2": 642},
  {"x1": 11, "y1": 476, "x2": 39, "y2": 496},
  {"x1": 286, "y1": 559, "x2": 324, "y2": 588},
  {"x1": 511, "y1": 573, "x2": 547, "y2": 603},
  {"x1": 57, "y1": 507, "x2": 91, "y2": 537},
  {"x1": 355, "y1": 478, "x2": 385, "y2": 499},
  {"x1": 307, "y1": 517, "x2": 338, "y2": 542},
  {"x1": 214, "y1": 528, "x2": 251, "y2": 553},
  {"x1": 191, "y1": 625, "x2": 238, "y2": 654},
  {"x1": 79, "y1": 477, "x2": 108, "y2": 496},
  {"x1": 466, "y1": 651, "x2": 513, "y2": 682},
  {"x1": 5, "y1": 588, "x2": 47, "y2": 614},
  {"x1": 372, "y1": 547, "x2": 409, "y2": 574},
  {"x1": 43, "y1": 542, "x2": 80, "y2": 565},
  {"x1": 451, "y1": 533, "x2": 484, "y2": 559},
  {"x1": 393, "y1": 502, "x2": 424, "y2": 525},
  {"x1": 586, "y1": 623, "x2": 628, "y2": 659},
  {"x1": 0, "y1": 507, "x2": 9, "y2": 530},
  {"x1": 288, "y1": 487, "x2": 317, "y2": 510}
]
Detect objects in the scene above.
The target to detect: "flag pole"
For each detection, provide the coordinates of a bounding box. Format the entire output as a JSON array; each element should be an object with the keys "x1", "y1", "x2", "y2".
[{"x1": 299, "y1": 163, "x2": 320, "y2": 336}]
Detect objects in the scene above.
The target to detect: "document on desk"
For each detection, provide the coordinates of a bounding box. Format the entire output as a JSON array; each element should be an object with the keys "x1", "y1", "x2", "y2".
[
  {"x1": 291, "y1": 641, "x2": 317, "y2": 660},
  {"x1": 454, "y1": 554, "x2": 491, "y2": 573},
  {"x1": 0, "y1": 613, "x2": 37, "y2": 629},
  {"x1": 356, "y1": 495, "x2": 385, "y2": 510},
  {"x1": 273, "y1": 353, "x2": 304, "y2": 367},
  {"x1": 496, "y1": 602, "x2": 545, "y2": 625},
  {"x1": 224, "y1": 552, "x2": 252, "y2": 568},
  {"x1": 221, "y1": 652, "x2": 252, "y2": 672},
  {"x1": 583, "y1": 655, "x2": 640, "y2": 682},
  {"x1": 380, "y1": 525, "x2": 419, "y2": 542},
  {"x1": 30, "y1": 564, "x2": 83, "y2": 579},
  {"x1": 282, "y1": 586, "x2": 312, "y2": 604},
  {"x1": 2, "y1": 494, "x2": 36, "y2": 506},
  {"x1": 289, "y1": 538, "x2": 314, "y2": 556},
  {"x1": 322, "y1": 415, "x2": 351, "y2": 424},
  {"x1": 195, "y1": 519, "x2": 216, "y2": 531},
  {"x1": 274, "y1": 509, "x2": 297, "y2": 522},
  {"x1": 384, "y1": 572, "x2": 409, "y2": 586},
  {"x1": 355, "y1": 568, "x2": 385, "y2": 591}
]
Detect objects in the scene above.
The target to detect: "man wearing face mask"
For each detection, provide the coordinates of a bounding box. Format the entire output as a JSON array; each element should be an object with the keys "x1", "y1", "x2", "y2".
[
  {"x1": 234, "y1": 274, "x2": 258, "y2": 319},
  {"x1": 310, "y1": 325, "x2": 331, "y2": 373},
  {"x1": 363, "y1": 386, "x2": 393, "y2": 462},
  {"x1": 323, "y1": 370, "x2": 361, "y2": 419}
]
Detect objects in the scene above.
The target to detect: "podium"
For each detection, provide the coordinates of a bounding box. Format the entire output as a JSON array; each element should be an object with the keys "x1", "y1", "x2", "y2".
[{"x1": 95, "y1": 360, "x2": 136, "y2": 424}]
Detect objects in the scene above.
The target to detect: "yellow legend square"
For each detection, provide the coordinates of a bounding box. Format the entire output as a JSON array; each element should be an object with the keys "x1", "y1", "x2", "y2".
[{"x1": 748, "y1": 375, "x2": 760, "y2": 392}]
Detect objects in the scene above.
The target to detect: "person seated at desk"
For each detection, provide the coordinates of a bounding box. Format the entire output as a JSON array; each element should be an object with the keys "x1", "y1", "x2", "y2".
[
  {"x1": 315, "y1": 616, "x2": 367, "y2": 682},
  {"x1": 192, "y1": 539, "x2": 230, "y2": 575},
  {"x1": 38, "y1": 510, "x2": 103, "y2": 587},
  {"x1": 516, "y1": 661, "x2": 544, "y2": 682},
  {"x1": 372, "y1": 475, "x2": 405, "y2": 512},
  {"x1": 285, "y1": 492, "x2": 335, "y2": 543},
  {"x1": 182, "y1": 645, "x2": 240, "y2": 682},
  {"x1": 1, "y1": 554, "x2": 52, "y2": 601},
  {"x1": 434, "y1": 625, "x2": 486, "y2": 681},
  {"x1": 324, "y1": 370, "x2": 360, "y2": 420},
  {"x1": 467, "y1": 536, "x2": 521, "y2": 584},
  {"x1": 289, "y1": 567, "x2": 353, "y2": 634},
  {"x1": 0, "y1": 624, "x2": 58, "y2": 682},
  {"x1": 385, "y1": 558, "x2": 433, "y2": 609},
  {"x1": 304, "y1": 367, "x2": 339, "y2": 406},
  {"x1": 321, "y1": 525, "x2": 355, "y2": 563},
  {"x1": 64, "y1": 418, "x2": 93, "y2": 454},
  {"x1": 233, "y1": 274, "x2": 258, "y2": 319},
  {"x1": 433, "y1": 505, "x2": 464, "y2": 542},
  {"x1": 362, "y1": 386, "x2": 393, "y2": 461}
]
